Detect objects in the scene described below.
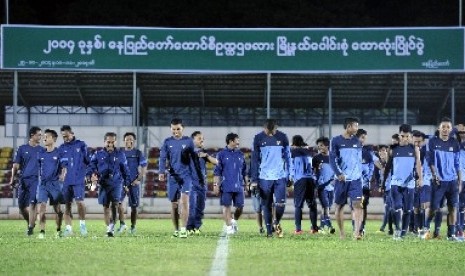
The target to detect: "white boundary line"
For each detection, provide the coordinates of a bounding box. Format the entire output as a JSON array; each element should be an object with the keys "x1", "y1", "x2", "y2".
[{"x1": 208, "y1": 236, "x2": 229, "y2": 276}]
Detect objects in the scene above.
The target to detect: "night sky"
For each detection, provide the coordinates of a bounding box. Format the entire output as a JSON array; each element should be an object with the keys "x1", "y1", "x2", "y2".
[{"x1": 2, "y1": 0, "x2": 462, "y2": 27}]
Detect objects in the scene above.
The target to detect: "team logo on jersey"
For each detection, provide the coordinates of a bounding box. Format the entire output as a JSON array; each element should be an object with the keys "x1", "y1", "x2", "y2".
[
  {"x1": 53, "y1": 156, "x2": 58, "y2": 160},
  {"x1": 409, "y1": 153, "x2": 413, "y2": 156},
  {"x1": 449, "y1": 147, "x2": 454, "y2": 151},
  {"x1": 182, "y1": 145, "x2": 186, "y2": 149},
  {"x1": 76, "y1": 148, "x2": 80, "y2": 152},
  {"x1": 277, "y1": 141, "x2": 281, "y2": 145},
  {"x1": 353, "y1": 144, "x2": 357, "y2": 147}
]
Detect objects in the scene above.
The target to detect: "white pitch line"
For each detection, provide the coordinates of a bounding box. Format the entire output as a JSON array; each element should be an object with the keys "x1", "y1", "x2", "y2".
[{"x1": 208, "y1": 235, "x2": 229, "y2": 276}]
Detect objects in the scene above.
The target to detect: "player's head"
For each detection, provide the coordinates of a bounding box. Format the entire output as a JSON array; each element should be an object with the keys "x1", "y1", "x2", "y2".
[
  {"x1": 191, "y1": 131, "x2": 204, "y2": 148},
  {"x1": 343, "y1": 117, "x2": 359, "y2": 135},
  {"x1": 391, "y1": 133, "x2": 400, "y2": 145},
  {"x1": 28, "y1": 126, "x2": 42, "y2": 143},
  {"x1": 226, "y1": 132, "x2": 240, "y2": 148},
  {"x1": 264, "y1": 119, "x2": 277, "y2": 136},
  {"x1": 456, "y1": 122, "x2": 465, "y2": 142},
  {"x1": 104, "y1": 132, "x2": 117, "y2": 152},
  {"x1": 123, "y1": 132, "x2": 136, "y2": 150},
  {"x1": 170, "y1": 118, "x2": 184, "y2": 139},
  {"x1": 292, "y1": 135, "x2": 306, "y2": 147},
  {"x1": 398, "y1": 124, "x2": 412, "y2": 146},
  {"x1": 378, "y1": 144, "x2": 389, "y2": 159},
  {"x1": 412, "y1": 130, "x2": 425, "y2": 147},
  {"x1": 356, "y1": 129, "x2": 367, "y2": 145},
  {"x1": 60, "y1": 125, "x2": 74, "y2": 143},
  {"x1": 43, "y1": 129, "x2": 58, "y2": 146},
  {"x1": 438, "y1": 117, "x2": 453, "y2": 139},
  {"x1": 316, "y1": 136, "x2": 330, "y2": 154}
]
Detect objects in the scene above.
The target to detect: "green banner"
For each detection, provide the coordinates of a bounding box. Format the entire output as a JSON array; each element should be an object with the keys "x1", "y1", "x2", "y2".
[{"x1": 1, "y1": 25, "x2": 464, "y2": 72}]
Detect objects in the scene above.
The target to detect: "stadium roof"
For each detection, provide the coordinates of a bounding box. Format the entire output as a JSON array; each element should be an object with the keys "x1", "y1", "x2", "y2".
[{"x1": 0, "y1": 71, "x2": 464, "y2": 124}]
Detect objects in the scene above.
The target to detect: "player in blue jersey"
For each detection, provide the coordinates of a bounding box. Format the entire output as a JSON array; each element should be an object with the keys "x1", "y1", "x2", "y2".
[
  {"x1": 187, "y1": 131, "x2": 218, "y2": 235},
  {"x1": 59, "y1": 125, "x2": 90, "y2": 237},
  {"x1": 37, "y1": 129, "x2": 64, "y2": 239},
  {"x1": 9, "y1": 126, "x2": 42, "y2": 236},
  {"x1": 213, "y1": 133, "x2": 247, "y2": 235},
  {"x1": 250, "y1": 119, "x2": 292, "y2": 238},
  {"x1": 456, "y1": 126, "x2": 465, "y2": 238},
  {"x1": 356, "y1": 129, "x2": 375, "y2": 236},
  {"x1": 312, "y1": 136, "x2": 335, "y2": 234},
  {"x1": 384, "y1": 124, "x2": 422, "y2": 240},
  {"x1": 115, "y1": 132, "x2": 148, "y2": 235},
  {"x1": 290, "y1": 135, "x2": 317, "y2": 234},
  {"x1": 87, "y1": 132, "x2": 131, "y2": 237},
  {"x1": 424, "y1": 117, "x2": 463, "y2": 241},
  {"x1": 375, "y1": 144, "x2": 394, "y2": 235},
  {"x1": 159, "y1": 118, "x2": 196, "y2": 238},
  {"x1": 330, "y1": 117, "x2": 363, "y2": 240},
  {"x1": 412, "y1": 131, "x2": 433, "y2": 238}
]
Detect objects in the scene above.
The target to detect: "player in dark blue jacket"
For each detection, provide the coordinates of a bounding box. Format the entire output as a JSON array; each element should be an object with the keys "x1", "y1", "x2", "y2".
[
  {"x1": 356, "y1": 129, "x2": 376, "y2": 235},
  {"x1": 10, "y1": 126, "x2": 42, "y2": 235},
  {"x1": 87, "y1": 132, "x2": 131, "y2": 237},
  {"x1": 384, "y1": 124, "x2": 422, "y2": 240},
  {"x1": 313, "y1": 137, "x2": 336, "y2": 234},
  {"x1": 250, "y1": 119, "x2": 292, "y2": 238},
  {"x1": 187, "y1": 131, "x2": 218, "y2": 235},
  {"x1": 213, "y1": 133, "x2": 247, "y2": 235},
  {"x1": 37, "y1": 129, "x2": 64, "y2": 239},
  {"x1": 115, "y1": 132, "x2": 148, "y2": 235},
  {"x1": 59, "y1": 125, "x2": 90, "y2": 237},
  {"x1": 290, "y1": 135, "x2": 317, "y2": 234},
  {"x1": 158, "y1": 118, "x2": 196, "y2": 238},
  {"x1": 329, "y1": 117, "x2": 363, "y2": 240},
  {"x1": 425, "y1": 117, "x2": 463, "y2": 241}
]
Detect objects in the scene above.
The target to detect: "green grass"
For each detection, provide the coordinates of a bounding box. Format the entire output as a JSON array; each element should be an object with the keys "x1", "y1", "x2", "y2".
[{"x1": 0, "y1": 219, "x2": 464, "y2": 275}]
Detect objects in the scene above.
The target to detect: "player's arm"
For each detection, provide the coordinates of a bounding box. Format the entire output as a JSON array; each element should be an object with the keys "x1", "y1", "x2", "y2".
[
  {"x1": 426, "y1": 139, "x2": 440, "y2": 183},
  {"x1": 329, "y1": 139, "x2": 344, "y2": 181},
  {"x1": 158, "y1": 141, "x2": 168, "y2": 182},
  {"x1": 381, "y1": 152, "x2": 393, "y2": 192},
  {"x1": 9, "y1": 163, "x2": 20, "y2": 186},
  {"x1": 213, "y1": 153, "x2": 223, "y2": 196},
  {"x1": 414, "y1": 145, "x2": 423, "y2": 187}
]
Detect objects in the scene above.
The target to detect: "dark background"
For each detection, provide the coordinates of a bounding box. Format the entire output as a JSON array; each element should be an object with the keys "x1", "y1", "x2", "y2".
[{"x1": 2, "y1": 0, "x2": 462, "y2": 27}]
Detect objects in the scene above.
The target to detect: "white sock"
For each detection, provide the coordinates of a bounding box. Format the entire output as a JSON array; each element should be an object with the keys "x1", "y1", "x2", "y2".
[
  {"x1": 80, "y1": 220, "x2": 85, "y2": 226},
  {"x1": 66, "y1": 225, "x2": 72, "y2": 231},
  {"x1": 180, "y1": 227, "x2": 186, "y2": 232}
]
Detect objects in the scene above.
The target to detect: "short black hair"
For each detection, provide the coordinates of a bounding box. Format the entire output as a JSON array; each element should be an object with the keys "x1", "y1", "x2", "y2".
[
  {"x1": 104, "y1": 132, "x2": 117, "y2": 140},
  {"x1": 171, "y1": 118, "x2": 183, "y2": 126},
  {"x1": 440, "y1": 117, "x2": 452, "y2": 124},
  {"x1": 29, "y1": 126, "x2": 41, "y2": 138},
  {"x1": 191, "y1": 131, "x2": 202, "y2": 139},
  {"x1": 292, "y1": 135, "x2": 306, "y2": 147},
  {"x1": 399, "y1": 124, "x2": 412, "y2": 133},
  {"x1": 60, "y1": 125, "x2": 72, "y2": 132},
  {"x1": 123, "y1": 132, "x2": 136, "y2": 140},
  {"x1": 343, "y1": 117, "x2": 359, "y2": 129},
  {"x1": 225, "y1": 132, "x2": 239, "y2": 145},
  {"x1": 264, "y1": 119, "x2": 277, "y2": 132},
  {"x1": 356, "y1": 129, "x2": 367, "y2": 137},
  {"x1": 316, "y1": 136, "x2": 330, "y2": 147},
  {"x1": 378, "y1": 144, "x2": 388, "y2": 150},
  {"x1": 412, "y1": 130, "x2": 425, "y2": 138},
  {"x1": 44, "y1": 129, "x2": 58, "y2": 140},
  {"x1": 391, "y1": 133, "x2": 400, "y2": 140}
]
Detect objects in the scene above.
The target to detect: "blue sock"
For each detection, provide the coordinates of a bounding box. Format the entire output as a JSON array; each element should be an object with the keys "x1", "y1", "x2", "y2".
[
  {"x1": 263, "y1": 205, "x2": 273, "y2": 234},
  {"x1": 295, "y1": 208, "x2": 302, "y2": 231},
  {"x1": 401, "y1": 211, "x2": 411, "y2": 236},
  {"x1": 434, "y1": 210, "x2": 443, "y2": 234},
  {"x1": 275, "y1": 205, "x2": 285, "y2": 224},
  {"x1": 448, "y1": 224, "x2": 456, "y2": 237},
  {"x1": 380, "y1": 204, "x2": 389, "y2": 230},
  {"x1": 459, "y1": 210, "x2": 465, "y2": 232},
  {"x1": 325, "y1": 216, "x2": 332, "y2": 228},
  {"x1": 394, "y1": 210, "x2": 402, "y2": 231}
]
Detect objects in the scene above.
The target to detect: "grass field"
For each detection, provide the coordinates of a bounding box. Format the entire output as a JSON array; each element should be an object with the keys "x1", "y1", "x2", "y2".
[{"x1": 0, "y1": 218, "x2": 464, "y2": 276}]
